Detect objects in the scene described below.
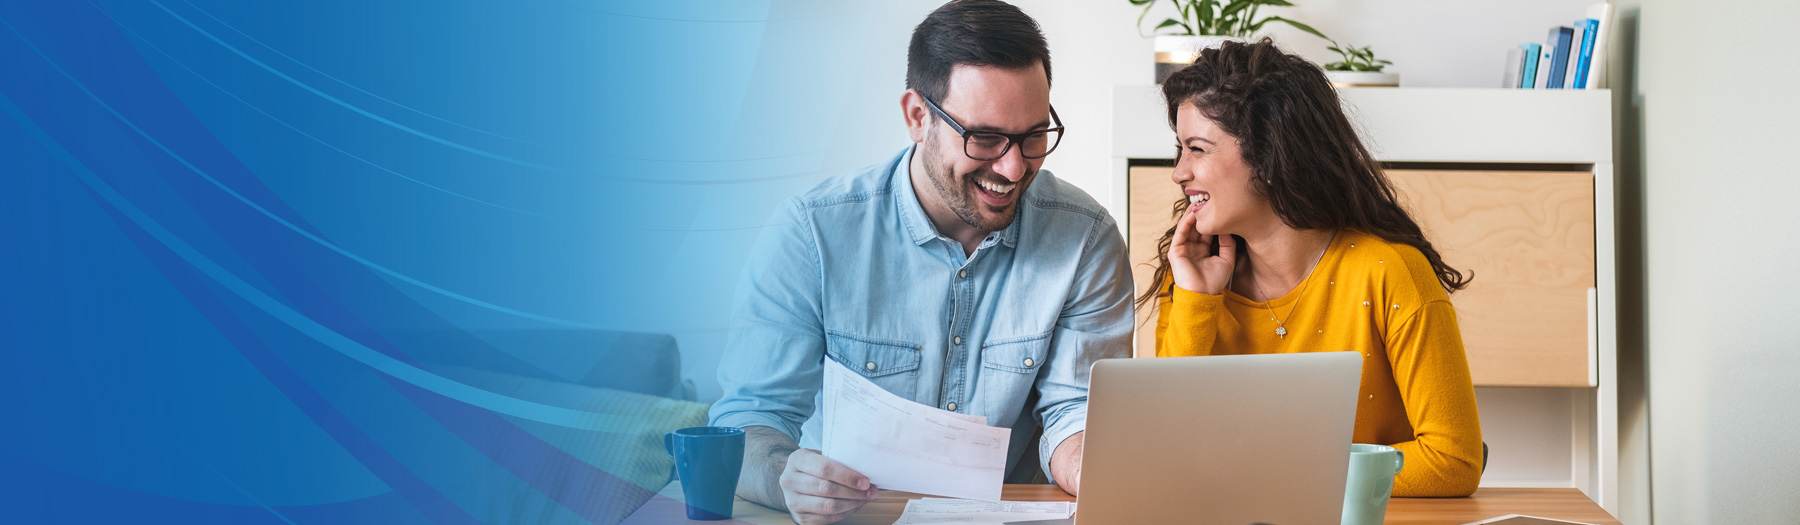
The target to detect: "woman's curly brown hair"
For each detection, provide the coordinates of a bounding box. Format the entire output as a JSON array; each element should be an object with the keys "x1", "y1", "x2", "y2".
[{"x1": 1137, "y1": 38, "x2": 1470, "y2": 308}]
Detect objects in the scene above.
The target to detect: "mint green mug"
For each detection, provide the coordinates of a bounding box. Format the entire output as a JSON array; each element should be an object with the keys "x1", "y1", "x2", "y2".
[{"x1": 1341, "y1": 444, "x2": 1404, "y2": 525}]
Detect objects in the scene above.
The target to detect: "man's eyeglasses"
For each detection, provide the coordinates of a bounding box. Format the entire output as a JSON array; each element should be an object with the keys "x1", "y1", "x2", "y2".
[{"x1": 920, "y1": 93, "x2": 1064, "y2": 161}]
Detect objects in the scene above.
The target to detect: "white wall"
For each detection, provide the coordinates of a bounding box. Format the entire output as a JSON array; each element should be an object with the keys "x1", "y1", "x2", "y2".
[
  {"x1": 686, "y1": 0, "x2": 1608, "y2": 406},
  {"x1": 767, "y1": 0, "x2": 1602, "y2": 232},
  {"x1": 686, "y1": 3, "x2": 1800, "y2": 523},
  {"x1": 1015, "y1": 0, "x2": 1598, "y2": 227},
  {"x1": 1607, "y1": 0, "x2": 1800, "y2": 523},
  {"x1": 1254, "y1": 0, "x2": 1603, "y2": 88},
  {"x1": 681, "y1": 5, "x2": 1800, "y2": 523},
  {"x1": 1038, "y1": 2, "x2": 1800, "y2": 523}
]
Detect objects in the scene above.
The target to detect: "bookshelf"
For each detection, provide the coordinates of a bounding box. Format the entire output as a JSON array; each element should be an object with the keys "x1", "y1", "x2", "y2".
[{"x1": 1109, "y1": 86, "x2": 1618, "y2": 513}]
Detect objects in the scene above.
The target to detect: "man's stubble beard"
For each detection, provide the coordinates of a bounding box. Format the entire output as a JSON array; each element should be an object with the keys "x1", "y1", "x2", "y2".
[{"x1": 921, "y1": 141, "x2": 1029, "y2": 234}]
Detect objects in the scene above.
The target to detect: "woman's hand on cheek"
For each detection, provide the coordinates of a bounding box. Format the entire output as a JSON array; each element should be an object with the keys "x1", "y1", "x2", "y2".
[{"x1": 1168, "y1": 205, "x2": 1236, "y2": 295}]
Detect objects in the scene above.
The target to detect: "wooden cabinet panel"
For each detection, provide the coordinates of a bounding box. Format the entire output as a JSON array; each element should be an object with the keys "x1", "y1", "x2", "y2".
[
  {"x1": 1127, "y1": 166, "x2": 1180, "y2": 358},
  {"x1": 1386, "y1": 170, "x2": 1595, "y2": 387},
  {"x1": 1125, "y1": 167, "x2": 1596, "y2": 386}
]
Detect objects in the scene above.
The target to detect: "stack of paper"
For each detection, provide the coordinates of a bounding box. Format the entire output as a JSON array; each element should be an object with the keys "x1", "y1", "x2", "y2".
[
  {"x1": 893, "y1": 498, "x2": 1075, "y2": 525},
  {"x1": 821, "y1": 360, "x2": 1012, "y2": 502}
]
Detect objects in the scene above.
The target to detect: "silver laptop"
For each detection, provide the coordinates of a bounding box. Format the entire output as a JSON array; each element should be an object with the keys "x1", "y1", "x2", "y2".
[{"x1": 1013, "y1": 352, "x2": 1362, "y2": 525}]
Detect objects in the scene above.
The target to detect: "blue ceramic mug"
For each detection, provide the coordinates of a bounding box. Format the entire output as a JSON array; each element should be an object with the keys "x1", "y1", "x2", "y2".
[
  {"x1": 1341, "y1": 443, "x2": 1405, "y2": 525},
  {"x1": 664, "y1": 426, "x2": 746, "y2": 521}
]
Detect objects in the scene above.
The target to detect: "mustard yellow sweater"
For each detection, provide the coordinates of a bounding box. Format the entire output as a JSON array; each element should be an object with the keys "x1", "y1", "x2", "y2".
[{"x1": 1154, "y1": 229, "x2": 1484, "y2": 497}]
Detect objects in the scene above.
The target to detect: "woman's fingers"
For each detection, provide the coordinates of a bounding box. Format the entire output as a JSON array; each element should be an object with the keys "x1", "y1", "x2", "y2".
[
  {"x1": 1205, "y1": 233, "x2": 1237, "y2": 290},
  {"x1": 1215, "y1": 232, "x2": 1236, "y2": 261},
  {"x1": 1177, "y1": 208, "x2": 1209, "y2": 257},
  {"x1": 1167, "y1": 202, "x2": 1238, "y2": 295},
  {"x1": 1186, "y1": 208, "x2": 1204, "y2": 247},
  {"x1": 1172, "y1": 206, "x2": 1195, "y2": 249},
  {"x1": 1166, "y1": 205, "x2": 1209, "y2": 294}
]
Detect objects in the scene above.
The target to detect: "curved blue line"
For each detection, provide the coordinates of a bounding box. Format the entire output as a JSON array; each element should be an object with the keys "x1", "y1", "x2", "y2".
[
  {"x1": 176, "y1": 0, "x2": 547, "y2": 148},
  {"x1": 95, "y1": 5, "x2": 559, "y2": 221},
  {"x1": 1, "y1": 92, "x2": 632, "y2": 432},
  {"x1": 598, "y1": 169, "x2": 824, "y2": 185},
  {"x1": 123, "y1": 406, "x2": 299, "y2": 524},
  {"x1": 556, "y1": 1, "x2": 849, "y2": 23},
  {"x1": 0, "y1": 15, "x2": 603, "y2": 331},
  {"x1": 590, "y1": 147, "x2": 828, "y2": 163},
  {"x1": 141, "y1": 0, "x2": 558, "y2": 172}
]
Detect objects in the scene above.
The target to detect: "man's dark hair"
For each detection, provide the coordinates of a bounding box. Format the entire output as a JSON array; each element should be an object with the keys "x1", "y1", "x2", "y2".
[{"x1": 906, "y1": 0, "x2": 1052, "y2": 105}]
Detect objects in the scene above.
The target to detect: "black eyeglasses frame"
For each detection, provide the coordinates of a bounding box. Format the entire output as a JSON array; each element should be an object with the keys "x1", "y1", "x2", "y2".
[{"x1": 919, "y1": 93, "x2": 1065, "y2": 161}]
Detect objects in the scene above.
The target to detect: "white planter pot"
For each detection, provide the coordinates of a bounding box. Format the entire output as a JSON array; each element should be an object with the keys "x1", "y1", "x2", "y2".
[
  {"x1": 1324, "y1": 70, "x2": 1400, "y2": 88},
  {"x1": 1154, "y1": 35, "x2": 1244, "y2": 83}
]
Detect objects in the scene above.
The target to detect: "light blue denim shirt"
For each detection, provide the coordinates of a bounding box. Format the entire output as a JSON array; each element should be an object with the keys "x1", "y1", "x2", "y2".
[{"x1": 709, "y1": 146, "x2": 1133, "y2": 481}]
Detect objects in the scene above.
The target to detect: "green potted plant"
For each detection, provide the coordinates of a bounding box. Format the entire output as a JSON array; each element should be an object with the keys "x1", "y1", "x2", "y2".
[
  {"x1": 1322, "y1": 40, "x2": 1398, "y2": 87},
  {"x1": 1128, "y1": 0, "x2": 1328, "y2": 83}
]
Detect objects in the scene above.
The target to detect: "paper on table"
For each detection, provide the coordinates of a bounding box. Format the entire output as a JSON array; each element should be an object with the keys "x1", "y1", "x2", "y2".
[
  {"x1": 892, "y1": 498, "x2": 1075, "y2": 525},
  {"x1": 822, "y1": 360, "x2": 1011, "y2": 502}
]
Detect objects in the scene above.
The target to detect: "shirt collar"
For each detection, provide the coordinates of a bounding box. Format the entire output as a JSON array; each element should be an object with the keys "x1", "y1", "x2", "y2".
[
  {"x1": 893, "y1": 146, "x2": 937, "y2": 246},
  {"x1": 893, "y1": 145, "x2": 1023, "y2": 249}
]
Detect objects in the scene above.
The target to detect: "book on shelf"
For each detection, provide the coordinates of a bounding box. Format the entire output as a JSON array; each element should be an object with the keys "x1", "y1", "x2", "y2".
[
  {"x1": 1544, "y1": 25, "x2": 1573, "y2": 89},
  {"x1": 1574, "y1": 18, "x2": 1598, "y2": 88},
  {"x1": 1569, "y1": 21, "x2": 1584, "y2": 87},
  {"x1": 1519, "y1": 43, "x2": 1541, "y2": 89},
  {"x1": 1535, "y1": 43, "x2": 1551, "y2": 89},
  {"x1": 1503, "y1": 47, "x2": 1525, "y2": 88}
]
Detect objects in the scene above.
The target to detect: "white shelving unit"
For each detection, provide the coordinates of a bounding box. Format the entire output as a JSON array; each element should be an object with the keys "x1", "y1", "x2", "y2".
[{"x1": 1108, "y1": 86, "x2": 1618, "y2": 514}]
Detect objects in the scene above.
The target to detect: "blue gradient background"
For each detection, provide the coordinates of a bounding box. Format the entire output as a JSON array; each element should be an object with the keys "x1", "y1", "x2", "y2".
[{"x1": 0, "y1": 0, "x2": 912, "y2": 522}]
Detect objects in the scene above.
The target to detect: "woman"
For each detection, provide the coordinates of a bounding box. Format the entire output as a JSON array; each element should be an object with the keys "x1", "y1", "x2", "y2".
[{"x1": 1142, "y1": 39, "x2": 1484, "y2": 497}]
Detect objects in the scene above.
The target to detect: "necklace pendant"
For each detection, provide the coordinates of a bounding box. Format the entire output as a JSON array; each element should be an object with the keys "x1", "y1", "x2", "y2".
[{"x1": 1275, "y1": 326, "x2": 1287, "y2": 338}]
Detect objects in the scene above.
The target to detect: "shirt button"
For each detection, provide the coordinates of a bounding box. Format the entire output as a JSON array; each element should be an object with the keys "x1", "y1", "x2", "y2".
[
  {"x1": 959, "y1": 269, "x2": 968, "y2": 279},
  {"x1": 1023, "y1": 358, "x2": 1035, "y2": 368},
  {"x1": 954, "y1": 336, "x2": 963, "y2": 345},
  {"x1": 947, "y1": 402, "x2": 958, "y2": 412},
  {"x1": 865, "y1": 361, "x2": 877, "y2": 372}
]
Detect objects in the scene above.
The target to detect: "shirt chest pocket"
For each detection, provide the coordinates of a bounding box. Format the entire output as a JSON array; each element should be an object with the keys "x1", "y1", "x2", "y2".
[
  {"x1": 825, "y1": 331, "x2": 922, "y2": 400},
  {"x1": 977, "y1": 332, "x2": 1051, "y2": 413}
]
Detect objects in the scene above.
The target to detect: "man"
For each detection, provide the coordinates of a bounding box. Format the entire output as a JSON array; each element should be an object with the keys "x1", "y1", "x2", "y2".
[{"x1": 707, "y1": 1, "x2": 1133, "y2": 523}]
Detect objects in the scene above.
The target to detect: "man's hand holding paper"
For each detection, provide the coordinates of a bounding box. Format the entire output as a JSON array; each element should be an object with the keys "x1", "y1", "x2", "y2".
[
  {"x1": 706, "y1": 4, "x2": 1135, "y2": 524},
  {"x1": 822, "y1": 360, "x2": 1012, "y2": 502},
  {"x1": 777, "y1": 447, "x2": 880, "y2": 525}
]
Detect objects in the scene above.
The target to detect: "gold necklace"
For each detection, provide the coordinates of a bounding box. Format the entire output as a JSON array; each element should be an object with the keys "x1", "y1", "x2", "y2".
[{"x1": 1248, "y1": 230, "x2": 1336, "y2": 339}]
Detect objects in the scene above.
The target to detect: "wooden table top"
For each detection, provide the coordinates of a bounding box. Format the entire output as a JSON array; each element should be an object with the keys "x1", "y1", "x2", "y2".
[{"x1": 623, "y1": 483, "x2": 1621, "y2": 525}]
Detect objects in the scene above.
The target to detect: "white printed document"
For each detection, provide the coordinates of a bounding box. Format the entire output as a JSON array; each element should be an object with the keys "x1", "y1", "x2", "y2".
[
  {"x1": 822, "y1": 359, "x2": 1011, "y2": 502},
  {"x1": 892, "y1": 498, "x2": 1075, "y2": 525}
]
